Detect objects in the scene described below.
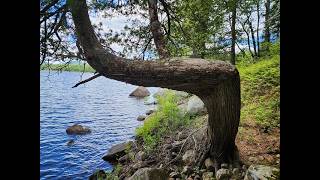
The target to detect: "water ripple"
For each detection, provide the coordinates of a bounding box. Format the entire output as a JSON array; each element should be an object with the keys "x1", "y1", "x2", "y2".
[{"x1": 40, "y1": 71, "x2": 158, "y2": 180}]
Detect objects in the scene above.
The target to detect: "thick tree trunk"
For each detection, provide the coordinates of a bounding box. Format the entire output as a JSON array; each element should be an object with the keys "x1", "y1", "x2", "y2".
[
  {"x1": 69, "y1": 0, "x2": 241, "y2": 168},
  {"x1": 147, "y1": 0, "x2": 170, "y2": 59},
  {"x1": 249, "y1": 21, "x2": 257, "y2": 57},
  {"x1": 230, "y1": 0, "x2": 237, "y2": 65}
]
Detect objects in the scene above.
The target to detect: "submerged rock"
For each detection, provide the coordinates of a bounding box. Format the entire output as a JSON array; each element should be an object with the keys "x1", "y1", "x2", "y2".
[
  {"x1": 102, "y1": 141, "x2": 133, "y2": 163},
  {"x1": 244, "y1": 165, "x2": 280, "y2": 180},
  {"x1": 66, "y1": 140, "x2": 75, "y2": 146},
  {"x1": 128, "y1": 168, "x2": 168, "y2": 180},
  {"x1": 66, "y1": 124, "x2": 91, "y2": 135},
  {"x1": 129, "y1": 86, "x2": 150, "y2": 97}
]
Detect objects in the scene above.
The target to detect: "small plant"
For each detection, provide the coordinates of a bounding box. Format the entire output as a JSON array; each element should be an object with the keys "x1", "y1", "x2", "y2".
[{"x1": 136, "y1": 90, "x2": 190, "y2": 151}]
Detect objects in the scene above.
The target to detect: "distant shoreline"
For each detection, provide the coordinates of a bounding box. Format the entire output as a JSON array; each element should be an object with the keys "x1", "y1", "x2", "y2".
[{"x1": 40, "y1": 64, "x2": 95, "y2": 73}]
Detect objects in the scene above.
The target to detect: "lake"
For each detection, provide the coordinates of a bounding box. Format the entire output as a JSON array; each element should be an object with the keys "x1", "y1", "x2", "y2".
[{"x1": 40, "y1": 71, "x2": 158, "y2": 179}]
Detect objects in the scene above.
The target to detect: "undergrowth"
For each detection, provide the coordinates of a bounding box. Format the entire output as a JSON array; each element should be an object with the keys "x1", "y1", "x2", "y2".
[
  {"x1": 136, "y1": 91, "x2": 191, "y2": 152},
  {"x1": 238, "y1": 54, "x2": 280, "y2": 128}
]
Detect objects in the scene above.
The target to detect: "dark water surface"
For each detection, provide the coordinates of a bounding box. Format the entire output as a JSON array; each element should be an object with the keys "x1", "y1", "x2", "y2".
[{"x1": 40, "y1": 71, "x2": 157, "y2": 179}]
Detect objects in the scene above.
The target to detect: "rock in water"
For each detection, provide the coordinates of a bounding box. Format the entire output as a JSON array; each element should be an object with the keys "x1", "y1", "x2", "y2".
[
  {"x1": 244, "y1": 165, "x2": 280, "y2": 180},
  {"x1": 129, "y1": 86, "x2": 150, "y2": 97},
  {"x1": 102, "y1": 141, "x2": 133, "y2": 163},
  {"x1": 146, "y1": 109, "x2": 154, "y2": 115},
  {"x1": 66, "y1": 124, "x2": 91, "y2": 135},
  {"x1": 216, "y1": 169, "x2": 232, "y2": 180},
  {"x1": 66, "y1": 140, "x2": 75, "y2": 146},
  {"x1": 128, "y1": 168, "x2": 169, "y2": 180},
  {"x1": 137, "y1": 115, "x2": 146, "y2": 121},
  {"x1": 187, "y1": 95, "x2": 207, "y2": 115}
]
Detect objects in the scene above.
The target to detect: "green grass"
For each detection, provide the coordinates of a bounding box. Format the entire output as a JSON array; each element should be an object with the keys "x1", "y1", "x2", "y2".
[
  {"x1": 237, "y1": 54, "x2": 280, "y2": 128},
  {"x1": 40, "y1": 63, "x2": 95, "y2": 73},
  {"x1": 136, "y1": 91, "x2": 191, "y2": 151}
]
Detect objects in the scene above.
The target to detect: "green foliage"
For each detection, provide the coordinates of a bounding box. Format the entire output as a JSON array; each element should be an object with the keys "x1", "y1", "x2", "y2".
[
  {"x1": 136, "y1": 91, "x2": 190, "y2": 151},
  {"x1": 238, "y1": 54, "x2": 280, "y2": 128},
  {"x1": 40, "y1": 63, "x2": 95, "y2": 73}
]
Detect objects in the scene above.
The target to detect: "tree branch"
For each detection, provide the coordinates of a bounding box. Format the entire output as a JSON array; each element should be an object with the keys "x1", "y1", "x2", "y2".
[{"x1": 72, "y1": 73, "x2": 102, "y2": 88}]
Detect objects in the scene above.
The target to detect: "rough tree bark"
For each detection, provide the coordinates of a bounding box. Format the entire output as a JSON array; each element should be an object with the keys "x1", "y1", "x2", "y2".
[
  {"x1": 147, "y1": 0, "x2": 170, "y2": 59},
  {"x1": 69, "y1": 0, "x2": 241, "y2": 169}
]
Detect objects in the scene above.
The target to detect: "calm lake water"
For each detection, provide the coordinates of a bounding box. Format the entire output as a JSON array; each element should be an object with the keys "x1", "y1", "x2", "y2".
[{"x1": 40, "y1": 71, "x2": 158, "y2": 179}]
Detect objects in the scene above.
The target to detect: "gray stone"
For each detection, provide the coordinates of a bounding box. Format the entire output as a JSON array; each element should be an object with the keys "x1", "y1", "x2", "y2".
[
  {"x1": 186, "y1": 95, "x2": 207, "y2": 115},
  {"x1": 248, "y1": 156, "x2": 257, "y2": 162},
  {"x1": 173, "y1": 90, "x2": 189, "y2": 98},
  {"x1": 232, "y1": 168, "x2": 240, "y2": 176},
  {"x1": 244, "y1": 165, "x2": 280, "y2": 180},
  {"x1": 204, "y1": 158, "x2": 214, "y2": 171},
  {"x1": 202, "y1": 172, "x2": 214, "y2": 180},
  {"x1": 216, "y1": 169, "x2": 232, "y2": 180},
  {"x1": 135, "y1": 151, "x2": 147, "y2": 161},
  {"x1": 137, "y1": 115, "x2": 146, "y2": 121},
  {"x1": 146, "y1": 109, "x2": 154, "y2": 115},
  {"x1": 127, "y1": 168, "x2": 169, "y2": 180},
  {"x1": 169, "y1": 171, "x2": 180, "y2": 178},
  {"x1": 118, "y1": 154, "x2": 130, "y2": 164},
  {"x1": 102, "y1": 141, "x2": 133, "y2": 162},
  {"x1": 67, "y1": 140, "x2": 75, "y2": 146},
  {"x1": 129, "y1": 86, "x2": 150, "y2": 98},
  {"x1": 182, "y1": 166, "x2": 192, "y2": 175},
  {"x1": 194, "y1": 174, "x2": 201, "y2": 180},
  {"x1": 66, "y1": 124, "x2": 91, "y2": 135},
  {"x1": 182, "y1": 150, "x2": 195, "y2": 165},
  {"x1": 221, "y1": 163, "x2": 228, "y2": 169}
]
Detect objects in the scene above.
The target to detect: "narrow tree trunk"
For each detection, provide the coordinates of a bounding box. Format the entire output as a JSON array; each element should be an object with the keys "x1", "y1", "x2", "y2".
[
  {"x1": 230, "y1": 0, "x2": 237, "y2": 65},
  {"x1": 249, "y1": 21, "x2": 257, "y2": 57},
  {"x1": 240, "y1": 21, "x2": 254, "y2": 57},
  {"x1": 264, "y1": 0, "x2": 271, "y2": 43},
  {"x1": 69, "y1": 0, "x2": 241, "y2": 169},
  {"x1": 256, "y1": 0, "x2": 260, "y2": 57},
  {"x1": 147, "y1": 0, "x2": 170, "y2": 59}
]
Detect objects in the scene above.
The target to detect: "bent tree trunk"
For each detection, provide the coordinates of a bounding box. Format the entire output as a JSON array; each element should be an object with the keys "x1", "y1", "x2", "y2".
[{"x1": 69, "y1": 0, "x2": 241, "y2": 169}]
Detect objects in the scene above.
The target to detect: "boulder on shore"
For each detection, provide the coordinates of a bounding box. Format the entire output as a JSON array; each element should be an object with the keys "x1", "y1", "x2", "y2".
[
  {"x1": 102, "y1": 141, "x2": 133, "y2": 163},
  {"x1": 244, "y1": 165, "x2": 280, "y2": 180},
  {"x1": 128, "y1": 168, "x2": 169, "y2": 180},
  {"x1": 66, "y1": 124, "x2": 91, "y2": 135},
  {"x1": 137, "y1": 115, "x2": 146, "y2": 121},
  {"x1": 186, "y1": 95, "x2": 207, "y2": 115},
  {"x1": 129, "y1": 86, "x2": 150, "y2": 98}
]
